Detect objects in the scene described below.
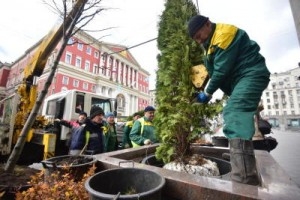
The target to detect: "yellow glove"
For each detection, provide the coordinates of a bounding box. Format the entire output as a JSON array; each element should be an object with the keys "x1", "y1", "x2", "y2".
[{"x1": 144, "y1": 139, "x2": 152, "y2": 145}]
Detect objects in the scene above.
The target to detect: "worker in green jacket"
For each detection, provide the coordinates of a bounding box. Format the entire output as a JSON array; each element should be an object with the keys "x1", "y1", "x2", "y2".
[
  {"x1": 122, "y1": 112, "x2": 141, "y2": 148},
  {"x1": 103, "y1": 112, "x2": 118, "y2": 152},
  {"x1": 130, "y1": 106, "x2": 158, "y2": 147},
  {"x1": 188, "y1": 15, "x2": 270, "y2": 185}
]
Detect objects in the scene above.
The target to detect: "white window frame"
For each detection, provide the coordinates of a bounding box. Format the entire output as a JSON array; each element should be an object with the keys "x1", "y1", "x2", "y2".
[
  {"x1": 65, "y1": 52, "x2": 72, "y2": 64},
  {"x1": 86, "y1": 46, "x2": 92, "y2": 55},
  {"x1": 73, "y1": 79, "x2": 79, "y2": 88},
  {"x1": 84, "y1": 60, "x2": 90, "y2": 71},
  {"x1": 62, "y1": 76, "x2": 69, "y2": 85},
  {"x1": 83, "y1": 82, "x2": 88, "y2": 90},
  {"x1": 94, "y1": 51, "x2": 99, "y2": 58},
  {"x1": 77, "y1": 43, "x2": 83, "y2": 51},
  {"x1": 75, "y1": 57, "x2": 82, "y2": 68},
  {"x1": 93, "y1": 64, "x2": 98, "y2": 74},
  {"x1": 92, "y1": 85, "x2": 96, "y2": 92}
]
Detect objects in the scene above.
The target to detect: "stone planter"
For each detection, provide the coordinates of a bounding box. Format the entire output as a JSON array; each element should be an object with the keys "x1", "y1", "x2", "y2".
[{"x1": 85, "y1": 167, "x2": 166, "y2": 200}]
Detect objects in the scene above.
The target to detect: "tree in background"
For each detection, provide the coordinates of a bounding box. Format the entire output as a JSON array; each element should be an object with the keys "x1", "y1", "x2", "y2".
[
  {"x1": 4, "y1": 0, "x2": 105, "y2": 173},
  {"x1": 155, "y1": 0, "x2": 224, "y2": 164}
]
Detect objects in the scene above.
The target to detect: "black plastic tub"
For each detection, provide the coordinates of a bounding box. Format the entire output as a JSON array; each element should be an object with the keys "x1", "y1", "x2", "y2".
[
  {"x1": 141, "y1": 154, "x2": 231, "y2": 179},
  {"x1": 41, "y1": 155, "x2": 97, "y2": 181},
  {"x1": 85, "y1": 168, "x2": 166, "y2": 200}
]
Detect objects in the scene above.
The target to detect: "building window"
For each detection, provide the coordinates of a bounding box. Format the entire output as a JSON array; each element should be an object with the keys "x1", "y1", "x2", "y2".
[
  {"x1": 62, "y1": 76, "x2": 69, "y2": 85},
  {"x1": 77, "y1": 43, "x2": 83, "y2": 51},
  {"x1": 101, "y1": 87, "x2": 106, "y2": 95},
  {"x1": 65, "y1": 53, "x2": 72, "y2": 64},
  {"x1": 93, "y1": 64, "x2": 98, "y2": 74},
  {"x1": 73, "y1": 80, "x2": 79, "y2": 87},
  {"x1": 266, "y1": 92, "x2": 269, "y2": 97},
  {"x1": 92, "y1": 85, "x2": 96, "y2": 92},
  {"x1": 75, "y1": 57, "x2": 82, "y2": 68},
  {"x1": 85, "y1": 61, "x2": 90, "y2": 71},
  {"x1": 108, "y1": 88, "x2": 112, "y2": 97},
  {"x1": 86, "y1": 46, "x2": 91, "y2": 55},
  {"x1": 94, "y1": 51, "x2": 99, "y2": 58},
  {"x1": 83, "y1": 82, "x2": 88, "y2": 90},
  {"x1": 117, "y1": 94, "x2": 125, "y2": 108}
]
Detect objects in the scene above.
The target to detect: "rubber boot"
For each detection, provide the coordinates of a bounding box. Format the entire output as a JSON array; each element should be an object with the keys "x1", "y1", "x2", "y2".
[{"x1": 229, "y1": 138, "x2": 260, "y2": 185}]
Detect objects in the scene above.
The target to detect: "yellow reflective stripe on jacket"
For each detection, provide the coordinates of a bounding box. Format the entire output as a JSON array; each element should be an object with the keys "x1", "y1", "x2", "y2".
[
  {"x1": 131, "y1": 118, "x2": 145, "y2": 147},
  {"x1": 207, "y1": 23, "x2": 238, "y2": 55},
  {"x1": 85, "y1": 131, "x2": 90, "y2": 146}
]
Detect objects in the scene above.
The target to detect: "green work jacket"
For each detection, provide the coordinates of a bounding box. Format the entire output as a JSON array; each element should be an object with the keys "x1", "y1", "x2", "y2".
[
  {"x1": 129, "y1": 117, "x2": 157, "y2": 147},
  {"x1": 203, "y1": 23, "x2": 270, "y2": 96}
]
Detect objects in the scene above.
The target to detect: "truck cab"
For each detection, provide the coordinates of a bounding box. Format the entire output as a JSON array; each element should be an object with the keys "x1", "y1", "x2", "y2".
[
  {"x1": 43, "y1": 90, "x2": 115, "y2": 138},
  {"x1": 41, "y1": 89, "x2": 116, "y2": 156}
]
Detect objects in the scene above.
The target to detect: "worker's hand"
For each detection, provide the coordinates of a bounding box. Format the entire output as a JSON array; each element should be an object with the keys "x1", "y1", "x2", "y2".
[
  {"x1": 144, "y1": 139, "x2": 152, "y2": 145},
  {"x1": 197, "y1": 91, "x2": 212, "y2": 104}
]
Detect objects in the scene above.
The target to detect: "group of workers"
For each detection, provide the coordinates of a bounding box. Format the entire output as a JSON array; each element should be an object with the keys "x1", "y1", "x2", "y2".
[{"x1": 56, "y1": 105, "x2": 157, "y2": 155}]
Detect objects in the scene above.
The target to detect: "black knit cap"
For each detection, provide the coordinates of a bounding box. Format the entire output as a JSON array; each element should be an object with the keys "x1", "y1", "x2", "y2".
[
  {"x1": 188, "y1": 15, "x2": 209, "y2": 38},
  {"x1": 79, "y1": 111, "x2": 87, "y2": 117},
  {"x1": 144, "y1": 106, "x2": 155, "y2": 112},
  {"x1": 90, "y1": 106, "x2": 104, "y2": 119},
  {"x1": 133, "y1": 112, "x2": 140, "y2": 117}
]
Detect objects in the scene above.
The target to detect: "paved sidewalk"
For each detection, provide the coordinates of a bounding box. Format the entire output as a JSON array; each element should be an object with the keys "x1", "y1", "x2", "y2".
[{"x1": 270, "y1": 129, "x2": 300, "y2": 187}]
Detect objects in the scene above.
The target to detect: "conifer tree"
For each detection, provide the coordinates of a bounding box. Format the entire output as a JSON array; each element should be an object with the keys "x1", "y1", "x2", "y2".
[{"x1": 155, "y1": 0, "x2": 223, "y2": 163}]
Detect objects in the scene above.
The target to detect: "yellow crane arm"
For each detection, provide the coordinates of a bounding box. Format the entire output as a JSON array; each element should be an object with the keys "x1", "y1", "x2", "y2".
[{"x1": 13, "y1": 0, "x2": 87, "y2": 141}]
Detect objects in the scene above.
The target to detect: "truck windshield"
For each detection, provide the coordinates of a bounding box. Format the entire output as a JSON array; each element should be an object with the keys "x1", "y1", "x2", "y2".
[{"x1": 91, "y1": 97, "x2": 111, "y2": 115}]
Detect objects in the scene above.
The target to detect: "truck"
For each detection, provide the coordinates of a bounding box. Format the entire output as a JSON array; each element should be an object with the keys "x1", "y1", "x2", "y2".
[
  {"x1": 41, "y1": 89, "x2": 116, "y2": 155},
  {"x1": 0, "y1": 0, "x2": 117, "y2": 165}
]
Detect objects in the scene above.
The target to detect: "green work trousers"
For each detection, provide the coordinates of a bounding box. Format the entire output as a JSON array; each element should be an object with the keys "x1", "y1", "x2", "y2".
[{"x1": 223, "y1": 76, "x2": 269, "y2": 140}]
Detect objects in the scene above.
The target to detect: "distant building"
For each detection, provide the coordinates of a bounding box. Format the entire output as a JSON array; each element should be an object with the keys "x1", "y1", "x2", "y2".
[
  {"x1": 149, "y1": 89, "x2": 156, "y2": 108},
  {"x1": 0, "y1": 30, "x2": 152, "y2": 117},
  {"x1": 261, "y1": 67, "x2": 300, "y2": 131}
]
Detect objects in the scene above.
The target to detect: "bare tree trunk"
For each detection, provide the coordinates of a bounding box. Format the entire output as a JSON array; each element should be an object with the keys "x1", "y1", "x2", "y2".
[{"x1": 4, "y1": 1, "x2": 86, "y2": 173}]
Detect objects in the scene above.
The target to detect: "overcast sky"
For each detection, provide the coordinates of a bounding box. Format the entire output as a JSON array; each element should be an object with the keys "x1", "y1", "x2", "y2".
[{"x1": 0, "y1": 0, "x2": 299, "y2": 90}]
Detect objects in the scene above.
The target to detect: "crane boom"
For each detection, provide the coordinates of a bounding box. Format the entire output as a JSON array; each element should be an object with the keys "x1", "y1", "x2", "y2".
[{"x1": 12, "y1": 0, "x2": 87, "y2": 145}]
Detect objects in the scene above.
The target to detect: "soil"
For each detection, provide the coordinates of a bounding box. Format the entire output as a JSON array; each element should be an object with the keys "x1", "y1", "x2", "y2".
[
  {"x1": 48, "y1": 155, "x2": 94, "y2": 166},
  {"x1": 0, "y1": 164, "x2": 40, "y2": 188},
  {"x1": 191, "y1": 138, "x2": 213, "y2": 146},
  {"x1": 0, "y1": 164, "x2": 40, "y2": 199},
  {"x1": 0, "y1": 155, "x2": 94, "y2": 197}
]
